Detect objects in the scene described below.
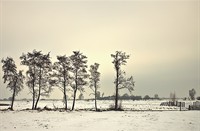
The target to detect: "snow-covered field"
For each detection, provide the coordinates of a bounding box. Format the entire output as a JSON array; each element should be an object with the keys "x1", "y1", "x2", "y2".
[
  {"x1": 0, "y1": 100, "x2": 200, "y2": 131},
  {"x1": 0, "y1": 100, "x2": 195, "y2": 110}
]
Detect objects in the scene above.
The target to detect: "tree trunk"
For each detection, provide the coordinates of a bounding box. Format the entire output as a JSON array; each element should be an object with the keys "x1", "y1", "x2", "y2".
[
  {"x1": 95, "y1": 83, "x2": 97, "y2": 111},
  {"x1": 72, "y1": 71, "x2": 78, "y2": 111},
  {"x1": 32, "y1": 86, "x2": 35, "y2": 110},
  {"x1": 115, "y1": 68, "x2": 119, "y2": 110},
  {"x1": 34, "y1": 86, "x2": 41, "y2": 109},
  {"x1": 63, "y1": 81, "x2": 67, "y2": 110},
  {"x1": 34, "y1": 68, "x2": 42, "y2": 109},
  {"x1": 63, "y1": 69, "x2": 67, "y2": 110},
  {"x1": 32, "y1": 67, "x2": 36, "y2": 110},
  {"x1": 64, "y1": 92, "x2": 67, "y2": 110},
  {"x1": 11, "y1": 78, "x2": 17, "y2": 110},
  {"x1": 11, "y1": 89, "x2": 15, "y2": 110},
  {"x1": 72, "y1": 89, "x2": 77, "y2": 110}
]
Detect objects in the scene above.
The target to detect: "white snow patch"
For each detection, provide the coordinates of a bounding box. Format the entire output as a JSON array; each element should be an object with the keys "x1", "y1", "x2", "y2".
[{"x1": 0, "y1": 100, "x2": 199, "y2": 131}]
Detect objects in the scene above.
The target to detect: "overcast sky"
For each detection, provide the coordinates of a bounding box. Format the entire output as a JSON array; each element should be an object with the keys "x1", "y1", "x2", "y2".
[{"x1": 0, "y1": 0, "x2": 199, "y2": 99}]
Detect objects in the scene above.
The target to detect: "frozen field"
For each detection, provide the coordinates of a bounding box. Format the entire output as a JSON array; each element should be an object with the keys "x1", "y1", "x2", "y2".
[
  {"x1": 0, "y1": 100, "x2": 196, "y2": 110},
  {"x1": 0, "y1": 100, "x2": 200, "y2": 131}
]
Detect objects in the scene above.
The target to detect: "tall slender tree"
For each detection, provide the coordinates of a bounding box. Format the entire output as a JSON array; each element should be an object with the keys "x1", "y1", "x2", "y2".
[
  {"x1": 20, "y1": 50, "x2": 53, "y2": 109},
  {"x1": 20, "y1": 50, "x2": 42, "y2": 109},
  {"x1": 34, "y1": 52, "x2": 52, "y2": 109},
  {"x1": 1, "y1": 57, "x2": 25, "y2": 110},
  {"x1": 111, "y1": 51, "x2": 134, "y2": 110},
  {"x1": 53, "y1": 55, "x2": 71, "y2": 110},
  {"x1": 89, "y1": 63, "x2": 100, "y2": 111},
  {"x1": 70, "y1": 51, "x2": 88, "y2": 110}
]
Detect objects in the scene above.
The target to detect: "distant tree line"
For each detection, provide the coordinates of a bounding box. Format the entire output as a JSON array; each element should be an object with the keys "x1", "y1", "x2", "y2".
[
  {"x1": 98, "y1": 95, "x2": 142, "y2": 100},
  {"x1": 1, "y1": 50, "x2": 134, "y2": 111}
]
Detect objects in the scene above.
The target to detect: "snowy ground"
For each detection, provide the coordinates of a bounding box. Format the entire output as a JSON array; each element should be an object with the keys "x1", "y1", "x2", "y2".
[
  {"x1": 0, "y1": 100, "x2": 200, "y2": 131},
  {"x1": 0, "y1": 100, "x2": 195, "y2": 111}
]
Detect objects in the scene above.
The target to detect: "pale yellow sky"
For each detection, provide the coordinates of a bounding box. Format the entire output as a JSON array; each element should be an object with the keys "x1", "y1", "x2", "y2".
[{"x1": 0, "y1": 0, "x2": 199, "y2": 99}]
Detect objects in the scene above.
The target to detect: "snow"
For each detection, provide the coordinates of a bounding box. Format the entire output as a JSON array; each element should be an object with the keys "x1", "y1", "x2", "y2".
[
  {"x1": 0, "y1": 100, "x2": 195, "y2": 110},
  {"x1": 0, "y1": 100, "x2": 200, "y2": 131}
]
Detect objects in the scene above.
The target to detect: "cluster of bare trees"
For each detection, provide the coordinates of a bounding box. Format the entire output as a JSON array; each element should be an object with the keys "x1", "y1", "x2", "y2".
[
  {"x1": 20, "y1": 51, "x2": 53, "y2": 110},
  {"x1": 1, "y1": 50, "x2": 134, "y2": 111}
]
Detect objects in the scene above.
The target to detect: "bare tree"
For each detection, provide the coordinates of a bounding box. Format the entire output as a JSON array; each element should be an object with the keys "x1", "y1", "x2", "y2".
[
  {"x1": 20, "y1": 50, "x2": 41, "y2": 109},
  {"x1": 1, "y1": 57, "x2": 25, "y2": 110},
  {"x1": 101, "y1": 92, "x2": 104, "y2": 98},
  {"x1": 70, "y1": 51, "x2": 88, "y2": 110},
  {"x1": 189, "y1": 89, "x2": 196, "y2": 100},
  {"x1": 89, "y1": 63, "x2": 100, "y2": 111},
  {"x1": 154, "y1": 94, "x2": 159, "y2": 99},
  {"x1": 111, "y1": 51, "x2": 134, "y2": 110},
  {"x1": 20, "y1": 50, "x2": 53, "y2": 109},
  {"x1": 79, "y1": 93, "x2": 84, "y2": 100},
  {"x1": 34, "y1": 52, "x2": 53, "y2": 109},
  {"x1": 170, "y1": 92, "x2": 176, "y2": 104},
  {"x1": 53, "y1": 55, "x2": 71, "y2": 110},
  {"x1": 96, "y1": 91, "x2": 101, "y2": 99}
]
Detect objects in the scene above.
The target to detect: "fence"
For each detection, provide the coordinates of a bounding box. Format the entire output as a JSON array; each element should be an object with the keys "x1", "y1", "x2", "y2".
[
  {"x1": 189, "y1": 101, "x2": 200, "y2": 110},
  {"x1": 160, "y1": 101, "x2": 185, "y2": 111}
]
